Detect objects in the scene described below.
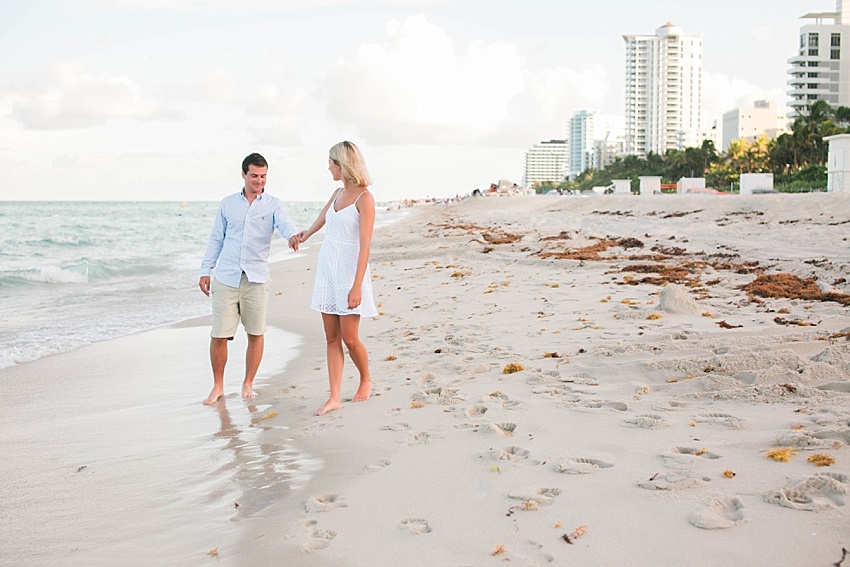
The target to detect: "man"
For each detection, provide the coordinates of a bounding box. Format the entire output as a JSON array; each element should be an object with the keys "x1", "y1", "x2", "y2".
[{"x1": 198, "y1": 153, "x2": 300, "y2": 405}]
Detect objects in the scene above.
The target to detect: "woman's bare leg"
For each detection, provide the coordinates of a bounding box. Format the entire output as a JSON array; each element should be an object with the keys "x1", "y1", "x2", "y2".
[
  {"x1": 340, "y1": 315, "x2": 371, "y2": 402},
  {"x1": 316, "y1": 313, "x2": 344, "y2": 416}
]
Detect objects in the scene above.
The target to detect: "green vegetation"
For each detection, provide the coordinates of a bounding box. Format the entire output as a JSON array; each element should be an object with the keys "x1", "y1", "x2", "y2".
[{"x1": 537, "y1": 100, "x2": 845, "y2": 194}]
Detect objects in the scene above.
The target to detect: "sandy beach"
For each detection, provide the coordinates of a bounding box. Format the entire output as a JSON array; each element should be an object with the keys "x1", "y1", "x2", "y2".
[{"x1": 2, "y1": 192, "x2": 849, "y2": 566}]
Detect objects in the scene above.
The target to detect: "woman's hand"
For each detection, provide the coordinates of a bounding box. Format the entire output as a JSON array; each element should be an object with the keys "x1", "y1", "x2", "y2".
[{"x1": 347, "y1": 287, "x2": 362, "y2": 310}]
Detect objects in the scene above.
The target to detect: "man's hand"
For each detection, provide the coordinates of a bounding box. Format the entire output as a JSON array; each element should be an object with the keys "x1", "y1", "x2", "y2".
[
  {"x1": 288, "y1": 234, "x2": 301, "y2": 251},
  {"x1": 199, "y1": 276, "x2": 211, "y2": 296}
]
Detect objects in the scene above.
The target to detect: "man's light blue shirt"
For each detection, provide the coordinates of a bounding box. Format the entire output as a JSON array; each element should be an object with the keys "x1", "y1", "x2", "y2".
[{"x1": 200, "y1": 190, "x2": 298, "y2": 288}]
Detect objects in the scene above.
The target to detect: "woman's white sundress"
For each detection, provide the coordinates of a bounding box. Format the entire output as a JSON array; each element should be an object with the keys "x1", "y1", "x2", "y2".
[{"x1": 310, "y1": 189, "x2": 378, "y2": 317}]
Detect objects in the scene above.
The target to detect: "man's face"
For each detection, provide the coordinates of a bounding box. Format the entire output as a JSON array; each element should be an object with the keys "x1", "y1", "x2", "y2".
[{"x1": 242, "y1": 164, "x2": 267, "y2": 195}]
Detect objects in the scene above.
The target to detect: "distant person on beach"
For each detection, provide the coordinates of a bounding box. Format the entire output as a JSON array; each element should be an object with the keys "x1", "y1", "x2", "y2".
[
  {"x1": 198, "y1": 153, "x2": 301, "y2": 405},
  {"x1": 296, "y1": 141, "x2": 377, "y2": 416}
]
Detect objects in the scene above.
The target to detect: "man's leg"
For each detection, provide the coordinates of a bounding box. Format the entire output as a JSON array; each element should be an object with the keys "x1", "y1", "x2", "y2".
[
  {"x1": 238, "y1": 275, "x2": 270, "y2": 399},
  {"x1": 243, "y1": 333, "x2": 264, "y2": 399},
  {"x1": 204, "y1": 337, "x2": 229, "y2": 405},
  {"x1": 205, "y1": 277, "x2": 239, "y2": 404}
]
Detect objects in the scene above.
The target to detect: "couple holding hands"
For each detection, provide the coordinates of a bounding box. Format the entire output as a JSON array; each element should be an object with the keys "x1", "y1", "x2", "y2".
[{"x1": 198, "y1": 141, "x2": 376, "y2": 416}]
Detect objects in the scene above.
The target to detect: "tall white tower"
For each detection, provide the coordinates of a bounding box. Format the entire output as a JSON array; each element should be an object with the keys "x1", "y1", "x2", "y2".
[
  {"x1": 568, "y1": 110, "x2": 625, "y2": 178},
  {"x1": 788, "y1": 0, "x2": 850, "y2": 116},
  {"x1": 623, "y1": 23, "x2": 703, "y2": 156}
]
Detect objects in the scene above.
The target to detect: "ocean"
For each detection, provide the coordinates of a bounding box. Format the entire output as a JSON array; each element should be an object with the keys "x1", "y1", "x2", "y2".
[{"x1": 0, "y1": 200, "x2": 407, "y2": 369}]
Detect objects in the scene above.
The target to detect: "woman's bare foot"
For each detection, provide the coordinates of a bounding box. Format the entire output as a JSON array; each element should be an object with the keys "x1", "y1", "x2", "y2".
[
  {"x1": 203, "y1": 387, "x2": 224, "y2": 405},
  {"x1": 353, "y1": 380, "x2": 372, "y2": 402},
  {"x1": 314, "y1": 399, "x2": 342, "y2": 416},
  {"x1": 242, "y1": 382, "x2": 257, "y2": 399}
]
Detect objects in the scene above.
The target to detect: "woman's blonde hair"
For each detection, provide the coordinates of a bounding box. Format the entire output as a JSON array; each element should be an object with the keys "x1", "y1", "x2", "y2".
[{"x1": 329, "y1": 141, "x2": 371, "y2": 187}]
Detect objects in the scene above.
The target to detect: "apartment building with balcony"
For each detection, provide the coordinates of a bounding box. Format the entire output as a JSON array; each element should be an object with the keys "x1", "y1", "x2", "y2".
[
  {"x1": 788, "y1": 0, "x2": 850, "y2": 116},
  {"x1": 523, "y1": 140, "x2": 569, "y2": 185},
  {"x1": 623, "y1": 23, "x2": 703, "y2": 156},
  {"x1": 568, "y1": 110, "x2": 625, "y2": 178},
  {"x1": 722, "y1": 99, "x2": 789, "y2": 151}
]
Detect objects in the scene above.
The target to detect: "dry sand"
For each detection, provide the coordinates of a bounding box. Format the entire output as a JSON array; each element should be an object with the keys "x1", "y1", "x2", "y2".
[
  {"x1": 2, "y1": 192, "x2": 849, "y2": 566},
  {"x1": 237, "y1": 192, "x2": 850, "y2": 566}
]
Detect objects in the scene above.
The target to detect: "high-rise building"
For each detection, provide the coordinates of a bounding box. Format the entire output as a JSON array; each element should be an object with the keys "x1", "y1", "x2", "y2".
[
  {"x1": 788, "y1": 0, "x2": 850, "y2": 117},
  {"x1": 524, "y1": 140, "x2": 569, "y2": 185},
  {"x1": 568, "y1": 110, "x2": 625, "y2": 178},
  {"x1": 722, "y1": 99, "x2": 789, "y2": 151},
  {"x1": 623, "y1": 23, "x2": 703, "y2": 156}
]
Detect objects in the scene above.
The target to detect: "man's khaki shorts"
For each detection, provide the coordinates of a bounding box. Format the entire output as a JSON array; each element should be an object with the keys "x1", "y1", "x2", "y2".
[{"x1": 210, "y1": 274, "x2": 270, "y2": 338}]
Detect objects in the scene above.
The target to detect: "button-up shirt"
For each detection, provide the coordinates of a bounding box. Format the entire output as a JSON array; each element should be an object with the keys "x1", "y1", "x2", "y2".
[{"x1": 200, "y1": 190, "x2": 298, "y2": 288}]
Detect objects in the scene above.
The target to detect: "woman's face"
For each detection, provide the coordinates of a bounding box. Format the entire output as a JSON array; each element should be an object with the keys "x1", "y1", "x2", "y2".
[{"x1": 328, "y1": 158, "x2": 342, "y2": 182}]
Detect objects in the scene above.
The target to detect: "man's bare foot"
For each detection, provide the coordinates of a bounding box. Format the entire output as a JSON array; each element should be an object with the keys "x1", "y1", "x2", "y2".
[
  {"x1": 314, "y1": 399, "x2": 342, "y2": 416},
  {"x1": 203, "y1": 387, "x2": 224, "y2": 405},
  {"x1": 353, "y1": 380, "x2": 372, "y2": 402},
  {"x1": 242, "y1": 382, "x2": 257, "y2": 399}
]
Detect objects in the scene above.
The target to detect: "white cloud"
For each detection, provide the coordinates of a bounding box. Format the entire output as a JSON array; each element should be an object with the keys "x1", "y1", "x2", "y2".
[
  {"x1": 10, "y1": 60, "x2": 183, "y2": 130},
  {"x1": 192, "y1": 68, "x2": 311, "y2": 120},
  {"x1": 324, "y1": 14, "x2": 525, "y2": 145},
  {"x1": 96, "y1": 0, "x2": 447, "y2": 12},
  {"x1": 752, "y1": 26, "x2": 772, "y2": 42},
  {"x1": 701, "y1": 70, "x2": 789, "y2": 125}
]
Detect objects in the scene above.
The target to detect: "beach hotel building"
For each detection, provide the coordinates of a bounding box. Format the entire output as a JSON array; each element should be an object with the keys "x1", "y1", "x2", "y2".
[
  {"x1": 524, "y1": 140, "x2": 569, "y2": 186},
  {"x1": 788, "y1": 0, "x2": 850, "y2": 117},
  {"x1": 568, "y1": 110, "x2": 625, "y2": 179},
  {"x1": 623, "y1": 23, "x2": 703, "y2": 156},
  {"x1": 722, "y1": 99, "x2": 790, "y2": 151}
]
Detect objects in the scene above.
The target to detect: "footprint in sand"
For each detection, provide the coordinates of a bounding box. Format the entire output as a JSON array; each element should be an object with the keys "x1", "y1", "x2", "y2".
[
  {"x1": 652, "y1": 399, "x2": 688, "y2": 412},
  {"x1": 662, "y1": 447, "x2": 722, "y2": 469},
  {"x1": 508, "y1": 488, "x2": 561, "y2": 506},
  {"x1": 764, "y1": 474, "x2": 848, "y2": 511},
  {"x1": 579, "y1": 399, "x2": 629, "y2": 412},
  {"x1": 638, "y1": 470, "x2": 711, "y2": 491},
  {"x1": 301, "y1": 529, "x2": 337, "y2": 552},
  {"x1": 481, "y1": 391, "x2": 523, "y2": 410},
  {"x1": 380, "y1": 422, "x2": 410, "y2": 432},
  {"x1": 556, "y1": 457, "x2": 613, "y2": 474},
  {"x1": 299, "y1": 421, "x2": 342, "y2": 438},
  {"x1": 412, "y1": 386, "x2": 467, "y2": 405},
  {"x1": 468, "y1": 362, "x2": 491, "y2": 374},
  {"x1": 490, "y1": 446, "x2": 531, "y2": 462},
  {"x1": 364, "y1": 459, "x2": 391, "y2": 473},
  {"x1": 304, "y1": 494, "x2": 348, "y2": 513},
  {"x1": 623, "y1": 414, "x2": 671, "y2": 428},
  {"x1": 560, "y1": 373, "x2": 599, "y2": 386},
  {"x1": 689, "y1": 496, "x2": 745, "y2": 529},
  {"x1": 399, "y1": 518, "x2": 432, "y2": 534},
  {"x1": 404, "y1": 431, "x2": 433, "y2": 445},
  {"x1": 464, "y1": 404, "x2": 488, "y2": 417},
  {"x1": 485, "y1": 422, "x2": 517, "y2": 436},
  {"x1": 697, "y1": 413, "x2": 745, "y2": 429}
]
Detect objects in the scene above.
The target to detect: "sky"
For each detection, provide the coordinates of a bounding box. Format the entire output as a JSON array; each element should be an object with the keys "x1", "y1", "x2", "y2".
[{"x1": 0, "y1": 0, "x2": 828, "y2": 202}]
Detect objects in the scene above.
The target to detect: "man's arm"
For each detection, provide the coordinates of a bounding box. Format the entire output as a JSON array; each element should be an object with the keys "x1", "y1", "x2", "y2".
[
  {"x1": 273, "y1": 201, "x2": 299, "y2": 242},
  {"x1": 199, "y1": 206, "x2": 226, "y2": 295}
]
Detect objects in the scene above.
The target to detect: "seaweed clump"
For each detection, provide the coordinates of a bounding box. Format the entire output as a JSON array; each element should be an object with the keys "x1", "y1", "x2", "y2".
[{"x1": 742, "y1": 273, "x2": 850, "y2": 306}]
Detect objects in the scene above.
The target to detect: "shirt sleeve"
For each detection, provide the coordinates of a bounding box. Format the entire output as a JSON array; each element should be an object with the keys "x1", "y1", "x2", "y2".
[
  {"x1": 199, "y1": 205, "x2": 226, "y2": 277},
  {"x1": 273, "y1": 201, "x2": 298, "y2": 240}
]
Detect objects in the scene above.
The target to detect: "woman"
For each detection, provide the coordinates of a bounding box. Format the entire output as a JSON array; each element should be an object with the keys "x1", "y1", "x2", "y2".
[{"x1": 298, "y1": 141, "x2": 377, "y2": 416}]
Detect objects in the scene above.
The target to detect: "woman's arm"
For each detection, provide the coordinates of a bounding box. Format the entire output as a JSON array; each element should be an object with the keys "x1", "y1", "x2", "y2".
[
  {"x1": 348, "y1": 190, "x2": 375, "y2": 308},
  {"x1": 299, "y1": 189, "x2": 337, "y2": 242}
]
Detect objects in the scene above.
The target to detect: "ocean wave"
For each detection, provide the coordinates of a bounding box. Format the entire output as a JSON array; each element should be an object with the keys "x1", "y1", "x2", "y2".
[{"x1": 0, "y1": 265, "x2": 90, "y2": 285}]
